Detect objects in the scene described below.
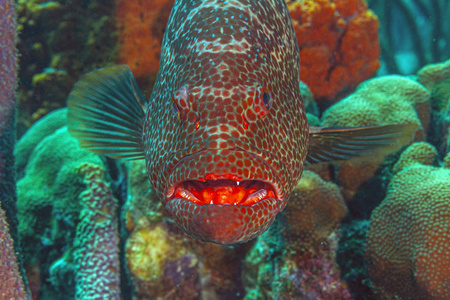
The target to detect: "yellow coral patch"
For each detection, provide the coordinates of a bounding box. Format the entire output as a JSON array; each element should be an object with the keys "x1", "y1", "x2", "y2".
[{"x1": 126, "y1": 224, "x2": 184, "y2": 281}]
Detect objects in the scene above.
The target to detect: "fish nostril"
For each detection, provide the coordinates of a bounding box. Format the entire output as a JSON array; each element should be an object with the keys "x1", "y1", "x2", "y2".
[
  {"x1": 171, "y1": 100, "x2": 181, "y2": 118},
  {"x1": 242, "y1": 113, "x2": 250, "y2": 130}
]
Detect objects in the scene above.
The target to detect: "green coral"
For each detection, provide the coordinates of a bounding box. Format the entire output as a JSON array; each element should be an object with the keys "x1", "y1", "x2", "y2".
[
  {"x1": 366, "y1": 146, "x2": 450, "y2": 299},
  {"x1": 16, "y1": 113, "x2": 104, "y2": 259},
  {"x1": 14, "y1": 108, "x2": 67, "y2": 179},
  {"x1": 15, "y1": 108, "x2": 108, "y2": 298},
  {"x1": 392, "y1": 142, "x2": 438, "y2": 173},
  {"x1": 322, "y1": 75, "x2": 430, "y2": 140},
  {"x1": 417, "y1": 59, "x2": 450, "y2": 157}
]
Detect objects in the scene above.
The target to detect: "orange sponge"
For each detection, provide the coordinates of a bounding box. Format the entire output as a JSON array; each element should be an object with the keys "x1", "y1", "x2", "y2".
[
  {"x1": 115, "y1": 0, "x2": 174, "y2": 81},
  {"x1": 287, "y1": 0, "x2": 380, "y2": 103}
]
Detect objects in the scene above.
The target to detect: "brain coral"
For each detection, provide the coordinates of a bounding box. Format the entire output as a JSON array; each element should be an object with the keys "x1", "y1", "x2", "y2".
[
  {"x1": 321, "y1": 75, "x2": 430, "y2": 200},
  {"x1": 282, "y1": 170, "x2": 347, "y2": 251},
  {"x1": 365, "y1": 145, "x2": 450, "y2": 300},
  {"x1": 288, "y1": 0, "x2": 380, "y2": 103},
  {"x1": 417, "y1": 58, "x2": 450, "y2": 156}
]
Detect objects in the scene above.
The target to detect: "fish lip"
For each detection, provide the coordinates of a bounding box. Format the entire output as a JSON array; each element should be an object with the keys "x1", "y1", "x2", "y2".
[
  {"x1": 164, "y1": 147, "x2": 284, "y2": 203},
  {"x1": 165, "y1": 197, "x2": 281, "y2": 244}
]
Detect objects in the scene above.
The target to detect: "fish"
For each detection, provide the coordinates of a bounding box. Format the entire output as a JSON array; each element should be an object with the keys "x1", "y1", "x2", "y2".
[{"x1": 67, "y1": 0, "x2": 415, "y2": 244}]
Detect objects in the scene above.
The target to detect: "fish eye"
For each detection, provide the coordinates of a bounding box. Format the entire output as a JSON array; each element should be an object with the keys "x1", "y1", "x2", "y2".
[
  {"x1": 251, "y1": 85, "x2": 272, "y2": 119},
  {"x1": 262, "y1": 92, "x2": 272, "y2": 109}
]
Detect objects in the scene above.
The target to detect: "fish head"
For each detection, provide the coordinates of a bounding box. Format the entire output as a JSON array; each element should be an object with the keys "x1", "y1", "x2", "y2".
[
  {"x1": 142, "y1": 0, "x2": 307, "y2": 244},
  {"x1": 145, "y1": 75, "x2": 308, "y2": 244}
]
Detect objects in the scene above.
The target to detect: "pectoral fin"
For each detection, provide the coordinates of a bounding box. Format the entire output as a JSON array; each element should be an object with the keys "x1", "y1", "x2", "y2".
[
  {"x1": 67, "y1": 65, "x2": 146, "y2": 160},
  {"x1": 306, "y1": 124, "x2": 417, "y2": 165}
]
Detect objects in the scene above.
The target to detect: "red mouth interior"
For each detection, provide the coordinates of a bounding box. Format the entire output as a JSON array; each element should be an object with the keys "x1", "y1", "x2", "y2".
[{"x1": 171, "y1": 179, "x2": 276, "y2": 206}]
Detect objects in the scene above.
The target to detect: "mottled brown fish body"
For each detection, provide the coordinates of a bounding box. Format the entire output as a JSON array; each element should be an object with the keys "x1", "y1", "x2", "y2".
[{"x1": 143, "y1": 0, "x2": 308, "y2": 243}]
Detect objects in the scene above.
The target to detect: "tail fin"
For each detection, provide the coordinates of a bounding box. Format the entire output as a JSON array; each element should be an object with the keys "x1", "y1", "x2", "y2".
[
  {"x1": 306, "y1": 124, "x2": 417, "y2": 165},
  {"x1": 67, "y1": 65, "x2": 146, "y2": 160}
]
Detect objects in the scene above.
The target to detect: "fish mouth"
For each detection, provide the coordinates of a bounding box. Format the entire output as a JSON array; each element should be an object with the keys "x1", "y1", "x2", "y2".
[
  {"x1": 166, "y1": 178, "x2": 279, "y2": 206},
  {"x1": 163, "y1": 148, "x2": 286, "y2": 244}
]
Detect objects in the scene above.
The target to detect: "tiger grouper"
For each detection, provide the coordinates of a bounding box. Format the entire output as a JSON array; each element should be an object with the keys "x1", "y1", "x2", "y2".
[{"x1": 67, "y1": 0, "x2": 415, "y2": 244}]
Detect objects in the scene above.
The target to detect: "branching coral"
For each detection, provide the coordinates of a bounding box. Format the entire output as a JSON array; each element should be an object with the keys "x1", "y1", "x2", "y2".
[
  {"x1": 366, "y1": 144, "x2": 450, "y2": 299},
  {"x1": 287, "y1": 0, "x2": 380, "y2": 103}
]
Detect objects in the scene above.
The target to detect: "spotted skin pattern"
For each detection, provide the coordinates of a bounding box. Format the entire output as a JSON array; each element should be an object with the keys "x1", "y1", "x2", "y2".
[{"x1": 143, "y1": 0, "x2": 308, "y2": 243}]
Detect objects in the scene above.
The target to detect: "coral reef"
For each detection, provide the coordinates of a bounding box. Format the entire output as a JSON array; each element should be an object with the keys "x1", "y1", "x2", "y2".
[
  {"x1": 366, "y1": 143, "x2": 450, "y2": 299},
  {"x1": 321, "y1": 75, "x2": 429, "y2": 201},
  {"x1": 16, "y1": 0, "x2": 117, "y2": 137},
  {"x1": 74, "y1": 163, "x2": 121, "y2": 299},
  {"x1": 242, "y1": 170, "x2": 350, "y2": 299},
  {"x1": 287, "y1": 0, "x2": 380, "y2": 103},
  {"x1": 418, "y1": 58, "x2": 450, "y2": 157},
  {"x1": 392, "y1": 141, "x2": 438, "y2": 172},
  {"x1": 14, "y1": 108, "x2": 113, "y2": 298},
  {"x1": 243, "y1": 219, "x2": 351, "y2": 300},
  {"x1": 337, "y1": 220, "x2": 374, "y2": 300},
  {"x1": 124, "y1": 160, "x2": 247, "y2": 299},
  {"x1": 281, "y1": 170, "x2": 347, "y2": 251},
  {"x1": 0, "y1": 0, "x2": 17, "y2": 134}
]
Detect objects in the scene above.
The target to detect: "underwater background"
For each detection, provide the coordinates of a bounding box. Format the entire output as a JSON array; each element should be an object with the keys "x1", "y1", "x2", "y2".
[{"x1": 0, "y1": 0, "x2": 449, "y2": 299}]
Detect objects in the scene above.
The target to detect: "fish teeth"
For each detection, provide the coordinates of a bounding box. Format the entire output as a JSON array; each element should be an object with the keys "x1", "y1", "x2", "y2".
[
  {"x1": 241, "y1": 189, "x2": 268, "y2": 205},
  {"x1": 179, "y1": 189, "x2": 200, "y2": 203},
  {"x1": 166, "y1": 186, "x2": 175, "y2": 198}
]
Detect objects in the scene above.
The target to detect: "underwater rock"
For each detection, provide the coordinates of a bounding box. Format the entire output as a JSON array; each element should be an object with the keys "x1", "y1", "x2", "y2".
[
  {"x1": 321, "y1": 75, "x2": 430, "y2": 202},
  {"x1": 366, "y1": 145, "x2": 450, "y2": 300},
  {"x1": 288, "y1": 0, "x2": 380, "y2": 104}
]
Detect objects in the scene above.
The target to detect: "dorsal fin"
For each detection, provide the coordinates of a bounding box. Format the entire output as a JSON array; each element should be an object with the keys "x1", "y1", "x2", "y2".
[
  {"x1": 67, "y1": 65, "x2": 146, "y2": 160},
  {"x1": 306, "y1": 124, "x2": 417, "y2": 165}
]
